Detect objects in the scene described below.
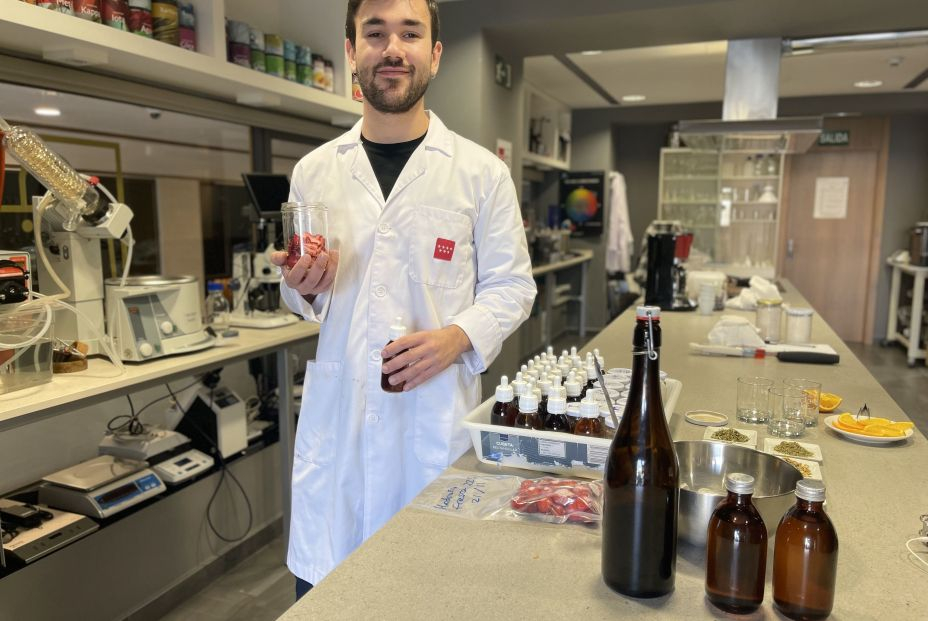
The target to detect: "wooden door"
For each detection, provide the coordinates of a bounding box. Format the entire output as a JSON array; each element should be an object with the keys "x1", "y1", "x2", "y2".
[{"x1": 779, "y1": 118, "x2": 888, "y2": 342}]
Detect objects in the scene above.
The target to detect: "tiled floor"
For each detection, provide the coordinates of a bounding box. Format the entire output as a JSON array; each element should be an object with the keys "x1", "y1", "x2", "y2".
[
  {"x1": 157, "y1": 537, "x2": 295, "y2": 621},
  {"x1": 156, "y1": 338, "x2": 925, "y2": 621}
]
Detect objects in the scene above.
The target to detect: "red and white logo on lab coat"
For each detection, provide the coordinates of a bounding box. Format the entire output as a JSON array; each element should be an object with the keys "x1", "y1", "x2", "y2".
[{"x1": 433, "y1": 238, "x2": 455, "y2": 261}]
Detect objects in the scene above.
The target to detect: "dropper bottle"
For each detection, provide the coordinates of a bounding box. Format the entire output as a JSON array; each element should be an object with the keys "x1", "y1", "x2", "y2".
[
  {"x1": 381, "y1": 316, "x2": 407, "y2": 393},
  {"x1": 491, "y1": 375, "x2": 517, "y2": 427}
]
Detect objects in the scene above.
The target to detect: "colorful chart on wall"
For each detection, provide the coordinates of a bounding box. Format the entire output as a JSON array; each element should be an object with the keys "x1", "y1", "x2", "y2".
[{"x1": 559, "y1": 171, "x2": 604, "y2": 238}]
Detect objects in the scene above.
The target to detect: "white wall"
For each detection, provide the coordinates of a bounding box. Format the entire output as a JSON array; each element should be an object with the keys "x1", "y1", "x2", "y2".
[{"x1": 157, "y1": 178, "x2": 207, "y2": 285}]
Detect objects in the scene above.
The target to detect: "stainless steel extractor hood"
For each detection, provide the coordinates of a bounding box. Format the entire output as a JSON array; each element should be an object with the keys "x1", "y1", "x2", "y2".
[{"x1": 678, "y1": 38, "x2": 822, "y2": 153}]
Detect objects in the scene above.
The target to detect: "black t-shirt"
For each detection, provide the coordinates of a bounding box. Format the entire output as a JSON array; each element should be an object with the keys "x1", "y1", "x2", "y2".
[{"x1": 361, "y1": 132, "x2": 427, "y2": 201}]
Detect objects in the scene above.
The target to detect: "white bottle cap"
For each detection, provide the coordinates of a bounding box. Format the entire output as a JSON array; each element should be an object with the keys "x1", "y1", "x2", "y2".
[
  {"x1": 518, "y1": 392, "x2": 539, "y2": 413},
  {"x1": 576, "y1": 368, "x2": 588, "y2": 384},
  {"x1": 388, "y1": 316, "x2": 407, "y2": 340},
  {"x1": 579, "y1": 397, "x2": 600, "y2": 419},
  {"x1": 586, "y1": 362, "x2": 598, "y2": 379},
  {"x1": 566, "y1": 403, "x2": 580, "y2": 418},
  {"x1": 550, "y1": 374, "x2": 561, "y2": 388},
  {"x1": 546, "y1": 346, "x2": 554, "y2": 357},
  {"x1": 538, "y1": 378, "x2": 553, "y2": 397},
  {"x1": 636, "y1": 305, "x2": 661, "y2": 320},
  {"x1": 527, "y1": 360, "x2": 535, "y2": 370},
  {"x1": 511, "y1": 374, "x2": 527, "y2": 396},
  {"x1": 546, "y1": 394, "x2": 567, "y2": 414},
  {"x1": 565, "y1": 377, "x2": 581, "y2": 397},
  {"x1": 495, "y1": 375, "x2": 514, "y2": 402},
  {"x1": 534, "y1": 355, "x2": 541, "y2": 365},
  {"x1": 604, "y1": 407, "x2": 619, "y2": 429},
  {"x1": 521, "y1": 364, "x2": 529, "y2": 375},
  {"x1": 559, "y1": 363, "x2": 571, "y2": 378},
  {"x1": 561, "y1": 349, "x2": 569, "y2": 358},
  {"x1": 570, "y1": 346, "x2": 578, "y2": 357}
]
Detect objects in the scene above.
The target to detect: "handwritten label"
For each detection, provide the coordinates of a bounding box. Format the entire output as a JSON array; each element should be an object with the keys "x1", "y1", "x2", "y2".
[{"x1": 432, "y1": 476, "x2": 488, "y2": 513}]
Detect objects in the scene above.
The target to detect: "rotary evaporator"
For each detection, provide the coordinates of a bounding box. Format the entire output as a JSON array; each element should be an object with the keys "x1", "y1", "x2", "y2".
[{"x1": 0, "y1": 114, "x2": 214, "y2": 379}]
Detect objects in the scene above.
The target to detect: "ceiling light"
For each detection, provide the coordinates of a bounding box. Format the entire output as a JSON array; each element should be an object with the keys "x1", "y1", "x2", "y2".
[
  {"x1": 580, "y1": 50, "x2": 602, "y2": 56},
  {"x1": 34, "y1": 106, "x2": 61, "y2": 117},
  {"x1": 622, "y1": 94, "x2": 647, "y2": 102},
  {"x1": 853, "y1": 80, "x2": 883, "y2": 88}
]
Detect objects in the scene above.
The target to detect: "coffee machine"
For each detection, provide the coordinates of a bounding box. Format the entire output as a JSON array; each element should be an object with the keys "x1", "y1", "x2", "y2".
[{"x1": 645, "y1": 229, "x2": 696, "y2": 311}]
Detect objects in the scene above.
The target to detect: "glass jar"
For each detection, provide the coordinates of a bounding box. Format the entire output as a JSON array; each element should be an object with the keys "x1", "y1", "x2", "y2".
[
  {"x1": 281, "y1": 202, "x2": 328, "y2": 269},
  {"x1": 785, "y1": 307, "x2": 814, "y2": 345},
  {"x1": 756, "y1": 299, "x2": 782, "y2": 343}
]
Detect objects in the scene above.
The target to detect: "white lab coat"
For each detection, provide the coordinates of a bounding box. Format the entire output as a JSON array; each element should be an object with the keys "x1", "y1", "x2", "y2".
[
  {"x1": 280, "y1": 112, "x2": 536, "y2": 585},
  {"x1": 605, "y1": 171, "x2": 634, "y2": 274}
]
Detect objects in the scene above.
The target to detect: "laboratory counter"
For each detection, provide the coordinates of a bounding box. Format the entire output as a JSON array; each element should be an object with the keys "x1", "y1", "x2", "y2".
[{"x1": 280, "y1": 284, "x2": 927, "y2": 620}]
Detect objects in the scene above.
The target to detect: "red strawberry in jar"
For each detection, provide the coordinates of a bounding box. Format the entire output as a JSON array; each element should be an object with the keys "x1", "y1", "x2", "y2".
[{"x1": 286, "y1": 233, "x2": 328, "y2": 268}]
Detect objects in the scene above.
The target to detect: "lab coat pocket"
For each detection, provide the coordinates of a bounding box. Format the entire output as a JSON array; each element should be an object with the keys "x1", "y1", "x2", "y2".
[
  {"x1": 408, "y1": 206, "x2": 473, "y2": 289},
  {"x1": 294, "y1": 360, "x2": 342, "y2": 466},
  {"x1": 413, "y1": 364, "x2": 466, "y2": 468}
]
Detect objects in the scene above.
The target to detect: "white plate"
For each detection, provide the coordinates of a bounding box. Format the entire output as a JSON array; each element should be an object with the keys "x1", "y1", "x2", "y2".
[
  {"x1": 703, "y1": 426, "x2": 757, "y2": 448},
  {"x1": 823, "y1": 414, "x2": 915, "y2": 445},
  {"x1": 773, "y1": 455, "x2": 822, "y2": 480},
  {"x1": 685, "y1": 410, "x2": 729, "y2": 427},
  {"x1": 763, "y1": 438, "x2": 823, "y2": 462}
]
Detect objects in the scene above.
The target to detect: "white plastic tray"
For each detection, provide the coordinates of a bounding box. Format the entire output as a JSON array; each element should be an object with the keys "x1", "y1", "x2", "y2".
[{"x1": 461, "y1": 378, "x2": 683, "y2": 480}]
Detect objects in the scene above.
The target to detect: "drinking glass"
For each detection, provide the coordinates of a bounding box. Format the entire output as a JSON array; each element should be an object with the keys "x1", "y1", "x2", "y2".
[
  {"x1": 736, "y1": 376, "x2": 773, "y2": 424},
  {"x1": 784, "y1": 378, "x2": 822, "y2": 428},
  {"x1": 767, "y1": 386, "x2": 806, "y2": 438}
]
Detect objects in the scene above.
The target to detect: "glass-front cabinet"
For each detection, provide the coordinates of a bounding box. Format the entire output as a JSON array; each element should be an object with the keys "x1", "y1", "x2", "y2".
[{"x1": 658, "y1": 148, "x2": 784, "y2": 278}]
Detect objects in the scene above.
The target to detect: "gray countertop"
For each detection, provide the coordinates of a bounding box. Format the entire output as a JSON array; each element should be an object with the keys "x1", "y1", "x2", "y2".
[{"x1": 279, "y1": 285, "x2": 928, "y2": 620}]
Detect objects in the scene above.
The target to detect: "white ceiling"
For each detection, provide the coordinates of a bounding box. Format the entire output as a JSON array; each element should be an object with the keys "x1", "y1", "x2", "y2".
[
  {"x1": 526, "y1": 41, "x2": 928, "y2": 109},
  {"x1": 0, "y1": 83, "x2": 251, "y2": 151}
]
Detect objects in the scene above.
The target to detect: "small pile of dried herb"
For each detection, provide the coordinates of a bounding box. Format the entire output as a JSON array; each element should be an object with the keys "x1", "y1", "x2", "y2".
[
  {"x1": 773, "y1": 441, "x2": 814, "y2": 458},
  {"x1": 711, "y1": 428, "x2": 750, "y2": 443}
]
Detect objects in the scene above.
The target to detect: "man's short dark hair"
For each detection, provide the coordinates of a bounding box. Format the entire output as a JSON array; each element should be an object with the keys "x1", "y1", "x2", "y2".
[{"x1": 346, "y1": 0, "x2": 440, "y2": 47}]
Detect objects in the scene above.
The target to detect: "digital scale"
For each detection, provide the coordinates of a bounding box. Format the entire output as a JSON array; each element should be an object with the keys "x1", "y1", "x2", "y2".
[
  {"x1": 0, "y1": 499, "x2": 98, "y2": 567},
  {"x1": 152, "y1": 449, "x2": 214, "y2": 485},
  {"x1": 38, "y1": 455, "x2": 166, "y2": 519}
]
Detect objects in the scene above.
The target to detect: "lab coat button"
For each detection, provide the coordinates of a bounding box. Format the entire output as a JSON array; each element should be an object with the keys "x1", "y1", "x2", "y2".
[
  {"x1": 374, "y1": 285, "x2": 387, "y2": 298},
  {"x1": 370, "y1": 350, "x2": 382, "y2": 362},
  {"x1": 367, "y1": 414, "x2": 379, "y2": 424},
  {"x1": 377, "y1": 223, "x2": 391, "y2": 234}
]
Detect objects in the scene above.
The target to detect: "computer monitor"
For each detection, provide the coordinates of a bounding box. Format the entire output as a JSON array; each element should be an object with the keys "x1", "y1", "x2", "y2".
[{"x1": 242, "y1": 173, "x2": 291, "y2": 219}]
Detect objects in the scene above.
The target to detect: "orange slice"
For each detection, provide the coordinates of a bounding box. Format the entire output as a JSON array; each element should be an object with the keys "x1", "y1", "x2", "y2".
[
  {"x1": 819, "y1": 393, "x2": 842, "y2": 412},
  {"x1": 837, "y1": 413, "x2": 865, "y2": 430}
]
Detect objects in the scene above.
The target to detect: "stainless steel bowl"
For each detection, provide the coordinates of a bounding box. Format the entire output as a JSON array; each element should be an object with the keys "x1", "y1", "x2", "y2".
[{"x1": 675, "y1": 440, "x2": 802, "y2": 546}]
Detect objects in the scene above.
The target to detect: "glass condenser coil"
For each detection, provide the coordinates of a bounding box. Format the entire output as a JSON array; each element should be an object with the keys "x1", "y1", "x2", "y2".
[{"x1": 1, "y1": 125, "x2": 102, "y2": 231}]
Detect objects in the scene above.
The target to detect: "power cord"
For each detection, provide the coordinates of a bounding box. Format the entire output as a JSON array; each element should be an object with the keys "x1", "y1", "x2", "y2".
[
  {"x1": 166, "y1": 383, "x2": 254, "y2": 543},
  {"x1": 105, "y1": 379, "x2": 201, "y2": 438}
]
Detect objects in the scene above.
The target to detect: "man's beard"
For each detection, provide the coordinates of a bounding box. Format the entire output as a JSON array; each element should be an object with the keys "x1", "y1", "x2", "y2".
[{"x1": 358, "y1": 60, "x2": 431, "y2": 114}]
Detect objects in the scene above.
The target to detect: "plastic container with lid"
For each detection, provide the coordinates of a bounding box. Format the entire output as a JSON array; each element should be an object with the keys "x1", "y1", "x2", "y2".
[
  {"x1": 574, "y1": 397, "x2": 605, "y2": 438},
  {"x1": 756, "y1": 299, "x2": 783, "y2": 343},
  {"x1": 381, "y1": 316, "x2": 408, "y2": 393},
  {"x1": 785, "y1": 307, "x2": 813, "y2": 345}
]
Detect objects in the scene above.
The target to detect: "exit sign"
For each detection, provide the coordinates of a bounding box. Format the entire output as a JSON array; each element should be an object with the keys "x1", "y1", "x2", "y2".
[{"x1": 818, "y1": 130, "x2": 850, "y2": 146}]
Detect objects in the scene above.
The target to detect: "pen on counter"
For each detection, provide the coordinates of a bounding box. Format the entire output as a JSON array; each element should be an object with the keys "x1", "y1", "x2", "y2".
[{"x1": 689, "y1": 343, "x2": 766, "y2": 358}]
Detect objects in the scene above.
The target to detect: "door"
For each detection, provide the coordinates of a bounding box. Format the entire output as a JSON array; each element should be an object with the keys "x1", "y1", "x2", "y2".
[{"x1": 780, "y1": 151, "x2": 878, "y2": 342}]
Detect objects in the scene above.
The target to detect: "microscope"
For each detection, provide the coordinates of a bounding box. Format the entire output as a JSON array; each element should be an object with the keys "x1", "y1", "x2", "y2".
[{"x1": 229, "y1": 173, "x2": 298, "y2": 329}]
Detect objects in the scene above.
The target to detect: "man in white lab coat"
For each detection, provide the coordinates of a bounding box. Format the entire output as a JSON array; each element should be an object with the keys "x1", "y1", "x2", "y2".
[{"x1": 271, "y1": 0, "x2": 536, "y2": 598}]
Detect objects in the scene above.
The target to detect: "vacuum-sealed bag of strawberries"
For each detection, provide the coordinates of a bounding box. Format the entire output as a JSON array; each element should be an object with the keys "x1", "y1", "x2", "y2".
[
  {"x1": 411, "y1": 473, "x2": 603, "y2": 527},
  {"x1": 281, "y1": 202, "x2": 328, "y2": 269}
]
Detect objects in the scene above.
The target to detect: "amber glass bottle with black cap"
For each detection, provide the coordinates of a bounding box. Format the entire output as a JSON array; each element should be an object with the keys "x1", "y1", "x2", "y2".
[
  {"x1": 705, "y1": 473, "x2": 767, "y2": 614},
  {"x1": 602, "y1": 305, "x2": 679, "y2": 598}
]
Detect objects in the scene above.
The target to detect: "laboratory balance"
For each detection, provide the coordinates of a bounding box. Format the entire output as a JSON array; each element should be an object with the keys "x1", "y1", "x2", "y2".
[
  {"x1": 38, "y1": 455, "x2": 166, "y2": 519},
  {"x1": 0, "y1": 499, "x2": 98, "y2": 567}
]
